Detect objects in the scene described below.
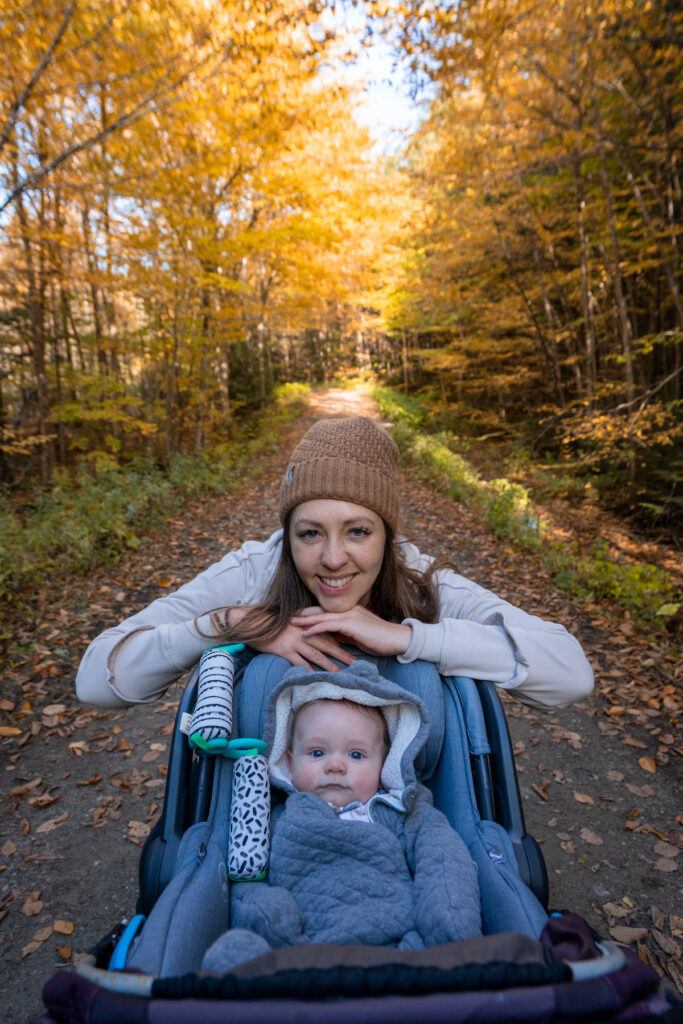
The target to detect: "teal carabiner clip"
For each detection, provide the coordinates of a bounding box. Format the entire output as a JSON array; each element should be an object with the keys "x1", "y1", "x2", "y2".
[
  {"x1": 214, "y1": 642, "x2": 246, "y2": 656},
  {"x1": 189, "y1": 735, "x2": 268, "y2": 757}
]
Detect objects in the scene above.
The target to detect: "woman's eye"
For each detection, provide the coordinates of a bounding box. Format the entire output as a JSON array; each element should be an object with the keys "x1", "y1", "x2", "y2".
[
  {"x1": 297, "y1": 529, "x2": 319, "y2": 541},
  {"x1": 349, "y1": 527, "x2": 370, "y2": 538}
]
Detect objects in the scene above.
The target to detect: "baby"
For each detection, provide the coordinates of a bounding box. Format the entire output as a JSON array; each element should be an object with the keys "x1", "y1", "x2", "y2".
[{"x1": 202, "y1": 661, "x2": 482, "y2": 971}]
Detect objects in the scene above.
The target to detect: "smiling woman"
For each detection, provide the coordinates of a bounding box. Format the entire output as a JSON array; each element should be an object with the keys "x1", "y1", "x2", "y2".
[{"x1": 76, "y1": 416, "x2": 594, "y2": 709}]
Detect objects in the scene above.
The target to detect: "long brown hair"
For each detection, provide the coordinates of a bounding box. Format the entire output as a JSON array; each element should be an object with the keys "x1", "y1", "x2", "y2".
[{"x1": 207, "y1": 516, "x2": 452, "y2": 646}]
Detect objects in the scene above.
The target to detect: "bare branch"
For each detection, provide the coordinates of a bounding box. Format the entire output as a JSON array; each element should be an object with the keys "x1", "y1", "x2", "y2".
[
  {"x1": 0, "y1": 48, "x2": 220, "y2": 214},
  {"x1": 0, "y1": 0, "x2": 76, "y2": 158}
]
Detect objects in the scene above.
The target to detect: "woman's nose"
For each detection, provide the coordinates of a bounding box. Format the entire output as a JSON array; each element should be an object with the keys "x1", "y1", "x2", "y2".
[{"x1": 320, "y1": 539, "x2": 347, "y2": 570}]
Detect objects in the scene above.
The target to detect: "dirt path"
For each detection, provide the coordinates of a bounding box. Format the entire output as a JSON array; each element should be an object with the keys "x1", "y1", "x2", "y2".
[{"x1": 1, "y1": 385, "x2": 681, "y2": 1023}]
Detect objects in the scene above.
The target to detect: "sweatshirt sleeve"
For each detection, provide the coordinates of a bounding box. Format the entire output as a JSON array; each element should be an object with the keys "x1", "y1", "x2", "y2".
[
  {"x1": 75, "y1": 531, "x2": 283, "y2": 708},
  {"x1": 397, "y1": 566, "x2": 594, "y2": 708}
]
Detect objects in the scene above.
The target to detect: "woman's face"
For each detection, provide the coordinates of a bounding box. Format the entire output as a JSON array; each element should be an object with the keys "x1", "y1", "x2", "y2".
[{"x1": 289, "y1": 499, "x2": 386, "y2": 612}]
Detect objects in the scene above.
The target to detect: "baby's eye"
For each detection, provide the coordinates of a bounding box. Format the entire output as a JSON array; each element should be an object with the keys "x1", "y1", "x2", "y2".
[
  {"x1": 349, "y1": 750, "x2": 365, "y2": 760},
  {"x1": 309, "y1": 748, "x2": 325, "y2": 758}
]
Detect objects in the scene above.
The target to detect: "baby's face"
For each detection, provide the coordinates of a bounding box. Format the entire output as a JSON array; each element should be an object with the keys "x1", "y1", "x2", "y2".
[{"x1": 286, "y1": 701, "x2": 385, "y2": 809}]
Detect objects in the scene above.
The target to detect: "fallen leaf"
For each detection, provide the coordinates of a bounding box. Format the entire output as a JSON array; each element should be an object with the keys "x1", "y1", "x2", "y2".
[
  {"x1": 35, "y1": 811, "x2": 69, "y2": 834},
  {"x1": 0, "y1": 699, "x2": 15, "y2": 711},
  {"x1": 21, "y1": 890, "x2": 43, "y2": 916},
  {"x1": 56, "y1": 945, "x2": 72, "y2": 960},
  {"x1": 602, "y1": 901, "x2": 631, "y2": 920},
  {"x1": 607, "y1": 770, "x2": 624, "y2": 782},
  {"x1": 127, "y1": 820, "x2": 151, "y2": 839},
  {"x1": 68, "y1": 741, "x2": 90, "y2": 756},
  {"x1": 41, "y1": 704, "x2": 68, "y2": 727},
  {"x1": 1, "y1": 839, "x2": 17, "y2": 857},
  {"x1": 10, "y1": 777, "x2": 42, "y2": 797},
  {"x1": 0, "y1": 726, "x2": 22, "y2": 736},
  {"x1": 651, "y1": 906, "x2": 666, "y2": 931},
  {"x1": 53, "y1": 919, "x2": 75, "y2": 935},
  {"x1": 532, "y1": 781, "x2": 549, "y2": 801},
  {"x1": 573, "y1": 791, "x2": 594, "y2": 805},
  {"x1": 610, "y1": 926, "x2": 647, "y2": 944},
  {"x1": 671, "y1": 915, "x2": 683, "y2": 939},
  {"x1": 638, "y1": 756, "x2": 657, "y2": 774},
  {"x1": 653, "y1": 841, "x2": 680, "y2": 859},
  {"x1": 654, "y1": 858, "x2": 678, "y2": 873},
  {"x1": 623, "y1": 736, "x2": 647, "y2": 749},
  {"x1": 29, "y1": 792, "x2": 60, "y2": 809},
  {"x1": 76, "y1": 772, "x2": 103, "y2": 787},
  {"x1": 626, "y1": 784, "x2": 655, "y2": 798},
  {"x1": 651, "y1": 929, "x2": 680, "y2": 958},
  {"x1": 21, "y1": 925, "x2": 53, "y2": 958},
  {"x1": 580, "y1": 827, "x2": 604, "y2": 845}
]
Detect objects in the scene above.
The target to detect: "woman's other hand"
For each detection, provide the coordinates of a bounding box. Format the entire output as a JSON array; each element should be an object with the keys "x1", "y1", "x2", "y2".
[
  {"x1": 225, "y1": 605, "x2": 356, "y2": 671},
  {"x1": 290, "y1": 605, "x2": 412, "y2": 658}
]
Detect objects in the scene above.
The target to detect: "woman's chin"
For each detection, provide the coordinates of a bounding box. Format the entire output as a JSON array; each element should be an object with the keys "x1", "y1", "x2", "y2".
[{"x1": 319, "y1": 595, "x2": 356, "y2": 613}]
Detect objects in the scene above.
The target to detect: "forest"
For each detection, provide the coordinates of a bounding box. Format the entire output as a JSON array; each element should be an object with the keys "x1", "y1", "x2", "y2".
[{"x1": 0, "y1": 0, "x2": 681, "y2": 607}]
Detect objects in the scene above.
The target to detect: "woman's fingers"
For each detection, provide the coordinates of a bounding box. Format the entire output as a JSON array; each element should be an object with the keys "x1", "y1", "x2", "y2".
[
  {"x1": 300, "y1": 643, "x2": 339, "y2": 672},
  {"x1": 307, "y1": 635, "x2": 356, "y2": 666},
  {"x1": 288, "y1": 654, "x2": 313, "y2": 670}
]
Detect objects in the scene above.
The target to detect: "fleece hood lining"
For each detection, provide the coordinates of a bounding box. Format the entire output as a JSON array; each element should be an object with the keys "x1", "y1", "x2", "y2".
[{"x1": 269, "y1": 681, "x2": 422, "y2": 794}]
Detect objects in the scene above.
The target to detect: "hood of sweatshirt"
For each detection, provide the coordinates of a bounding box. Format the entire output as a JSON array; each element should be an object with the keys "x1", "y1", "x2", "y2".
[{"x1": 266, "y1": 660, "x2": 431, "y2": 800}]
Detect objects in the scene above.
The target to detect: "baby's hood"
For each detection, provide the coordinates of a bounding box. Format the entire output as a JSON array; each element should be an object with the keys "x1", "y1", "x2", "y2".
[{"x1": 267, "y1": 660, "x2": 431, "y2": 797}]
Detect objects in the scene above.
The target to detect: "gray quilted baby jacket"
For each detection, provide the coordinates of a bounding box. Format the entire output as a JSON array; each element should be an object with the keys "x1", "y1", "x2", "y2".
[{"x1": 202, "y1": 661, "x2": 481, "y2": 970}]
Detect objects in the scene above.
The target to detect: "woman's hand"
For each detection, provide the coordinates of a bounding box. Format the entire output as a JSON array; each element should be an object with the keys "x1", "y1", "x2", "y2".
[
  {"x1": 290, "y1": 606, "x2": 413, "y2": 658},
  {"x1": 227, "y1": 605, "x2": 356, "y2": 671}
]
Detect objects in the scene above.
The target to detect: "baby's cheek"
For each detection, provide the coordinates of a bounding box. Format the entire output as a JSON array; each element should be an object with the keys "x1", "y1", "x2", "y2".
[{"x1": 291, "y1": 759, "x2": 318, "y2": 793}]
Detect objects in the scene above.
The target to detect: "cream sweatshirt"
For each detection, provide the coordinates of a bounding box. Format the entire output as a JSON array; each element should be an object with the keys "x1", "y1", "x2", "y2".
[{"x1": 75, "y1": 530, "x2": 593, "y2": 710}]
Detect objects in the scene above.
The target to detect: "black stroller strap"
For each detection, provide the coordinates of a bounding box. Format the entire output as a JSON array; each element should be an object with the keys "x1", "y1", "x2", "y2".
[{"x1": 153, "y1": 959, "x2": 571, "y2": 1001}]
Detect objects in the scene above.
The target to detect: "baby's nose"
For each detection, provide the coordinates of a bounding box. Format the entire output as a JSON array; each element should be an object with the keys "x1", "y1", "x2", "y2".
[{"x1": 325, "y1": 756, "x2": 346, "y2": 774}]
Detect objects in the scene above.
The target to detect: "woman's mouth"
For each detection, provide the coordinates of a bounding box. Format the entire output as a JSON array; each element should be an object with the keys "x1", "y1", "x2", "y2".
[{"x1": 316, "y1": 574, "x2": 356, "y2": 595}]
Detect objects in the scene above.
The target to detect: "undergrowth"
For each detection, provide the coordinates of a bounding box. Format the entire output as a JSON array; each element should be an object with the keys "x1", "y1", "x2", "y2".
[
  {"x1": 0, "y1": 383, "x2": 309, "y2": 624},
  {"x1": 375, "y1": 387, "x2": 679, "y2": 627}
]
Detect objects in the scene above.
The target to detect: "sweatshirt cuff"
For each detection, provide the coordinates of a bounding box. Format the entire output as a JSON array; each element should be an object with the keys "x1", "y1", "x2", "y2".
[
  {"x1": 397, "y1": 617, "x2": 519, "y2": 685},
  {"x1": 397, "y1": 618, "x2": 433, "y2": 664}
]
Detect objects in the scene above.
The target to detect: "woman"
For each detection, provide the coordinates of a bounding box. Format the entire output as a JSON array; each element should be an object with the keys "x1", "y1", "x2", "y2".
[{"x1": 76, "y1": 416, "x2": 593, "y2": 709}]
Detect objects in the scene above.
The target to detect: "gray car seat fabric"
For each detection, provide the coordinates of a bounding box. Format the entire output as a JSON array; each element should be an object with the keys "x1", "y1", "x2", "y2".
[
  {"x1": 127, "y1": 758, "x2": 233, "y2": 975},
  {"x1": 432, "y1": 677, "x2": 547, "y2": 937}
]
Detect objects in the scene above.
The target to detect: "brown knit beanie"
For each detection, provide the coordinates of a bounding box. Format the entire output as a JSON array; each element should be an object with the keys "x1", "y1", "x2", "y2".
[{"x1": 279, "y1": 417, "x2": 400, "y2": 530}]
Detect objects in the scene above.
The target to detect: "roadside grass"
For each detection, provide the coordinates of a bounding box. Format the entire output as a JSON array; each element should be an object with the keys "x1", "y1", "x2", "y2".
[
  {"x1": 0, "y1": 384, "x2": 310, "y2": 624},
  {"x1": 375, "y1": 386, "x2": 679, "y2": 628}
]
